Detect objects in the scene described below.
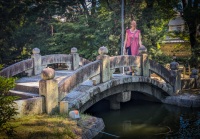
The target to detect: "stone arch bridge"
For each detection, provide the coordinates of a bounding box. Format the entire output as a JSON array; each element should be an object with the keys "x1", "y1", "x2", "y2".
[{"x1": 0, "y1": 46, "x2": 181, "y2": 115}]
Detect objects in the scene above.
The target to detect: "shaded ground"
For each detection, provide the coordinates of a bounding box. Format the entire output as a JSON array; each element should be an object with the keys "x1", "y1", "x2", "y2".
[{"x1": 0, "y1": 114, "x2": 82, "y2": 139}]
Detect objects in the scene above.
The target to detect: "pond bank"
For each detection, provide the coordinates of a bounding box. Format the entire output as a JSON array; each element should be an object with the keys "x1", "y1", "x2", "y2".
[
  {"x1": 162, "y1": 92, "x2": 200, "y2": 107},
  {"x1": 77, "y1": 115, "x2": 105, "y2": 139}
]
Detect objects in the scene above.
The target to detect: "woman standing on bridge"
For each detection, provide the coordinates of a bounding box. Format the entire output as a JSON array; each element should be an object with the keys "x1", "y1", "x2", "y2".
[{"x1": 124, "y1": 20, "x2": 142, "y2": 74}]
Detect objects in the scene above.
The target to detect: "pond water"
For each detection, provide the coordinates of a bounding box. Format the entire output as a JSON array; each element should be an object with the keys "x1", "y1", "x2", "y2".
[{"x1": 86, "y1": 98, "x2": 200, "y2": 139}]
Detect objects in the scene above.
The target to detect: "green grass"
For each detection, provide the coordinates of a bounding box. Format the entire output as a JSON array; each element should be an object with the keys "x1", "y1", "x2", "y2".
[{"x1": 0, "y1": 114, "x2": 82, "y2": 139}]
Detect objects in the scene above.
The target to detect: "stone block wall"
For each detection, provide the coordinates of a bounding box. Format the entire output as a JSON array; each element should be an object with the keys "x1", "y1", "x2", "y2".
[{"x1": 14, "y1": 97, "x2": 45, "y2": 117}]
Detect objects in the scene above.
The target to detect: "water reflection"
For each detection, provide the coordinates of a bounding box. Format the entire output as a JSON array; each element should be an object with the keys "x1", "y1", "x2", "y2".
[{"x1": 86, "y1": 99, "x2": 200, "y2": 139}]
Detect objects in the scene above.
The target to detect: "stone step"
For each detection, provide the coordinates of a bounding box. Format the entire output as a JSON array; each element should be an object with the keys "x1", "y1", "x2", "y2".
[
  {"x1": 9, "y1": 90, "x2": 40, "y2": 100},
  {"x1": 14, "y1": 84, "x2": 39, "y2": 94}
]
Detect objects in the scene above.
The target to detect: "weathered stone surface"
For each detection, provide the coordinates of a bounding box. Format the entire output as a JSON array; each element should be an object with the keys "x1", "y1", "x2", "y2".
[
  {"x1": 138, "y1": 45, "x2": 147, "y2": 54},
  {"x1": 58, "y1": 60, "x2": 101, "y2": 100},
  {"x1": 79, "y1": 57, "x2": 91, "y2": 66},
  {"x1": 60, "y1": 101, "x2": 68, "y2": 114},
  {"x1": 32, "y1": 48, "x2": 40, "y2": 54},
  {"x1": 90, "y1": 74, "x2": 100, "y2": 85},
  {"x1": 190, "y1": 68, "x2": 199, "y2": 79},
  {"x1": 149, "y1": 59, "x2": 172, "y2": 84},
  {"x1": 97, "y1": 55, "x2": 110, "y2": 83},
  {"x1": 141, "y1": 53, "x2": 149, "y2": 77},
  {"x1": 41, "y1": 54, "x2": 72, "y2": 67},
  {"x1": 0, "y1": 59, "x2": 33, "y2": 77},
  {"x1": 106, "y1": 93, "x2": 126, "y2": 110},
  {"x1": 39, "y1": 79, "x2": 58, "y2": 114},
  {"x1": 71, "y1": 47, "x2": 78, "y2": 54},
  {"x1": 32, "y1": 52, "x2": 42, "y2": 75},
  {"x1": 98, "y1": 46, "x2": 108, "y2": 55},
  {"x1": 169, "y1": 70, "x2": 181, "y2": 93},
  {"x1": 6, "y1": 49, "x2": 186, "y2": 117},
  {"x1": 181, "y1": 78, "x2": 196, "y2": 89},
  {"x1": 162, "y1": 93, "x2": 200, "y2": 107},
  {"x1": 110, "y1": 55, "x2": 141, "y2": 69},
  {"x1": 71, "y1": 53, "x2": 80, "y2": 70},
  {"x1": 116, "y1": 91, "x2": 131, "y2": 102},
  {"x1": 191, "y1": 68, "x2": 198, "y2": 75},
  {"x1": 14, "y1": 97, "x2": 44, "y2": 117},
  {"x1": 64, "y1": 76, "x2": 174, "y2": 112},
  {"x1": 31, "y1": 48, "x2": 42, "y2": 75},
  {"x1": 78, "y1": 115, "x2": 105, "y2": 139},
  {"x1": 41, "y1": 68, "x2": 55, "y2": 80},
  {"x1": 170, "y1": 61, "x2": 179, "y2": 70},
  {"x1": 9, "y1": 89, "x2": 39, "y2": 99}
]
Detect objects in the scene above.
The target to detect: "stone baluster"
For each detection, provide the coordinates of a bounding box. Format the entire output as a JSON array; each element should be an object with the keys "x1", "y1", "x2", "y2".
[
  {"x1": 71, "y1": 47, "x2": 80, "y2": 70},
  {"x1": 190, "y1": 68, "x2": 199, "y2": 88},
  {"x1": 139, "y1": 45, "x2": 149, "y2": 77},
  {"x1": 31, "y1": 48, "x2": 42, "y2": 75},
  {"x1": 96, "y1": 46, "x2": 111, "y2": 83},
  {"x1": 190, "y1": 68, "x2": 199, "y2": 79},
  {"x1": 170, "y1": 61, "x2": 181, "y2": 93},
  {"x1": 39, "y1": 68, "x2": 58, "y2": 114}
]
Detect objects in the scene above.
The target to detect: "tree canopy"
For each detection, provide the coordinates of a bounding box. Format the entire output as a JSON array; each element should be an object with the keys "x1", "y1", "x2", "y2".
[
  {"x1": 181, "y1": 0, "x2": 200, "y2": 66},
  {"x1": 3, "y1": 0, "x2": 199, "y2": 66}
]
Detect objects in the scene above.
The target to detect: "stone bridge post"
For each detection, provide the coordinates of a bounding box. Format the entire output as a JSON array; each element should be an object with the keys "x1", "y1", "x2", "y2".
[
  {"x1": 71, "y1": 47, "x2": 80, "y2": 70},
  {"x1": 170, "y1": 61, "x2": 181, "y2": 93},
  {"x1": 108, "y1": 91, "x2": 131, "y2": 110},
  {"x1": 39, "y1": 68, "x2": 58, "y2": 114},
  {"x1": 96, "y1": 46, "x2": 111, "y2": 83},
  {"x1": 139, "y1": 46, "x2": 150, "y2": 77},
  {"x1": 31, "y1": 48, "x2": 42, "y2": 75}
]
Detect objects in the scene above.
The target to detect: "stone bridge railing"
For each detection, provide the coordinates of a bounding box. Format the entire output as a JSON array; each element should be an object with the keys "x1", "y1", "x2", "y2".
[
  {"x1": 0, "y1": 47, "x2": 90, "y2": 77},
  {"x1": 56, "y1": 46, "x2": 181, "y2": 102},
  {"x1": 36, "y1": 46, "x2": 181, "y2": 114},
  {"x1": 148, "y1": 59, "x2": 181, "y2": 93}
]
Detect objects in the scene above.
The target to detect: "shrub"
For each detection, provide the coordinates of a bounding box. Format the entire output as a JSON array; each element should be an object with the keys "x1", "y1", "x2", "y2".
[{"x1": 0, "y1": 66, "x2": 18, "y2": 136}]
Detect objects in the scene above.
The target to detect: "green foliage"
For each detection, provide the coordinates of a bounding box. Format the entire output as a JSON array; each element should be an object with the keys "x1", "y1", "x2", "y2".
[
  {"x1": 0, "y1": 0, "x2": 181, "y2": 64},
  {"x1": 181, "y1": 0, "x2": 200, "y2": 66},
  {"x1": 0, "y1": 69, "x2": 18, "y2": 136},
  {"x1": 149, "y1": 47, "x2": 172, "y2": 65}
]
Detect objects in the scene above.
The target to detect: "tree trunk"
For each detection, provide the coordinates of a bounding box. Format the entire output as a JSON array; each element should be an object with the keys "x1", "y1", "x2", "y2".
[
  {"x1": 181, "y1": 0, "x2": 200, "y2": 66},
  {"x1": 91, "y1": 0, "x2": 96, "y2": 15},
  {"x1": 79, "y1": 0, "x2": 89, "y2": 16}
]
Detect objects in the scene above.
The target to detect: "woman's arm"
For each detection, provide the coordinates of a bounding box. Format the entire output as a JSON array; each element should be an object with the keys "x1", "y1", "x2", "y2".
[
  {"x1": 124, "y1": 32, "x2": 128, "y2": 48},
  {"x1": 123, "y1": 32, "x2": 128, "y2": 54},
  {"x1": 139, "y1": 32, "x2": 142, "y2": 47}
]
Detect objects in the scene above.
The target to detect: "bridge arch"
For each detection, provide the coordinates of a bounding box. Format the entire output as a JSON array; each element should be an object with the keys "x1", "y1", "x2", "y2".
[{"x1": 64, "y1": 76, "x2": 173, "y2": 112}]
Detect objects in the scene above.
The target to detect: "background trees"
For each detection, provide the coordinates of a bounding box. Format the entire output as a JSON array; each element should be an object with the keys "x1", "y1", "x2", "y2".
[
  {"x1": 181, "y1": 0, "x2": 200, "y2": 66},
  {"x1": 1, "y1": 0, "x2": 191, "y2": 66}
]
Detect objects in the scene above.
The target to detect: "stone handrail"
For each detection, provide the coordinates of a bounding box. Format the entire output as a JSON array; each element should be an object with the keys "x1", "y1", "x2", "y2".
[
  {"x1": 149, "y1": 59, "x2": 172, "y2": 84},
  {"x1": 148, "y1": 59, "x2": 181, "y2": 93},
  {"x1": 38, "y1": 46, "x2": 182, "y2": 114},
  {"x1": 79, "y1": 57, "x2": 91, "y2": 66},
  {"x1": 110, "y1": 55, "x2": 141, "y2": 69},
  {"x1": 0, "y1": 59, "x2": 33, "y2": 77},
  {"x1": 58, "y1": 60, "x2": 101, "y2": 100},
  {"x1": 0, "y1": 47, "x2": 91, "y2": 77},
  {"x1": 41, "y1": 54, "x2": 72, "y2": 66}
]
